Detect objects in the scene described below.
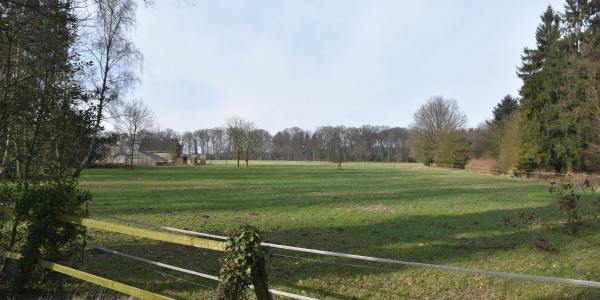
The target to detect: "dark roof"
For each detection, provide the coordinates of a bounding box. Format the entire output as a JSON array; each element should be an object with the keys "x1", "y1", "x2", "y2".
[{"x1": 139, "y1": 138, "x2": 180, "y2": 153}]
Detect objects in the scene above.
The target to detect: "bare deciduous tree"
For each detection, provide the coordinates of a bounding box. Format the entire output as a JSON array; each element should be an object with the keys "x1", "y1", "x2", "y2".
[
  {"x1": 114, "y1": 98, "x2": 154, "y2": 170},
  {"x1": 411, "y1": 96, "x2": 468, "y2": 165},
  {"x1": 329, "y1": 126, "x2": 349, "y2": 170},
  {"x1": 181, "y1": 131, "x2": 195, "y2": 156},
  {"x1": 224, "y1": 117, "x2": 259, "y2": 167}
]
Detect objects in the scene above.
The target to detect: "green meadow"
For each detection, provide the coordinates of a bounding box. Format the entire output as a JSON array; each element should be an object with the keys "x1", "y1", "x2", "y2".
[{"x1": 75, "y1": 161, "x2": 600, "y2": 299}]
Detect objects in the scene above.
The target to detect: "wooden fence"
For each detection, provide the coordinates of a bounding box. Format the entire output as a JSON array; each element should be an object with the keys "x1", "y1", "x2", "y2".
[
  {"x1": 0, "y1": 206, "x2": 272, "y2": 300},
  {"x1": 4, "y1": 205, "x2": 599, "y2": 299}
]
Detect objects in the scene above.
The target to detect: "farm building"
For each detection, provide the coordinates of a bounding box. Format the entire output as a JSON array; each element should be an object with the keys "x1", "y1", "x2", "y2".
[
  {"x1": 137, "y1": 138, "x2": 182, "y2": 165},
  {"x1": 99, "y1": 138, "x2": 182, "y2": 166}
]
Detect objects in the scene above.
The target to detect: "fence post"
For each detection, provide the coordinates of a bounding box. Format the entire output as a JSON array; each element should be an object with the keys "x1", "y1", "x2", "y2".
[{"x1": 252, "y1": 256, "x2": 272, "y2": 300}]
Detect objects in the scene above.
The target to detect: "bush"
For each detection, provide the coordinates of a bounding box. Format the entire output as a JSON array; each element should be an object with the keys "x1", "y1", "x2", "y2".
[{"x1": 1, "y1": 179, "x2": 90, "y2": 290}]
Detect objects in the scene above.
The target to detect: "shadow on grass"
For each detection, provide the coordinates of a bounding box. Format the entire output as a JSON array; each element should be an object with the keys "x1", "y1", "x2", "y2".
[
  {"x1": 82, "y1": 203, "x2": 600, "y2": 299},
  {"x1": 78, "y1": 165, "x2": 600, "y2": 298}
]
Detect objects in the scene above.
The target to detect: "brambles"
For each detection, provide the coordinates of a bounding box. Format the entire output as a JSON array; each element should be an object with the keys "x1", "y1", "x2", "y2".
[
  {"x1": 530, "y1": 235, "x2": 556, "y2": 252},
  {"x1": 549, "y1": 181, "x2": 600, "y2": 236},
  {"x1": 502, "y1": 212, "x2": 541, "y2": 229}
]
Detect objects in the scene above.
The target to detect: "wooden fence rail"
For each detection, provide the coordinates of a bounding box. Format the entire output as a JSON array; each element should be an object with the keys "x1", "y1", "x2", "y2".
[
  {"x1": 0, "y1": 206, "x2": 272, "y2": 300},
  {"x1": 0, "y1": 250, "x2": 174, "y2": 300},
  {"x1": 55, "y1": 214, "x2": 226, "y2": 251}
]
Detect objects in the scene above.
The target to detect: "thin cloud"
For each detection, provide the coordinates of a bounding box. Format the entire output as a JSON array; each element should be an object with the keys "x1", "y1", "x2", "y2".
[{"x1": 131, "y1": 0, "x2": 564, "y2": 134}]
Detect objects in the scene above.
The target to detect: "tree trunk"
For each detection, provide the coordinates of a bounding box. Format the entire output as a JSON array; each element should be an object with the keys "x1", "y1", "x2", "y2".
[
  {"x1": 130, "y1": 132, "x2": 136, "y2": 170},
  {"x1": 251, "y1": 257, "x2": 272, "y2": 300}
]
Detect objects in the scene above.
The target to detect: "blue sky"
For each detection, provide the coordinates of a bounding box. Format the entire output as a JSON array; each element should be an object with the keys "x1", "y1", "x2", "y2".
[{"x1": 131, "y1": 0, "x2": 563, "y2": 134}]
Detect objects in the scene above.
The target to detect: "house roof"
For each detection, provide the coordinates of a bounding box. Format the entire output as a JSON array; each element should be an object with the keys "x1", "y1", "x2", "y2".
[{"x1": 139, "y1": 138, "x2": 180, "y2": 153}]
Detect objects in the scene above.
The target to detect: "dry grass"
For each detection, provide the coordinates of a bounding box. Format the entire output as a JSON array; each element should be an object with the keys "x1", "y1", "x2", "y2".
[
  {"x1": 465, "y1": 158, "x2": 500, "y2": 170},
  {"x1": 342, "y1": 203, "x2": 396, "y2": 212}
]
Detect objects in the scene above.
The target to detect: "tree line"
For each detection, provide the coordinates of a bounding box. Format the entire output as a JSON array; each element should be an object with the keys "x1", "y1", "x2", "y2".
[
  {"x1": 95, "y1": 0, "x2": 600, "y2": 174},
  {"x1": 99, "y1": 119, "x2": 413, "y2": 167}
]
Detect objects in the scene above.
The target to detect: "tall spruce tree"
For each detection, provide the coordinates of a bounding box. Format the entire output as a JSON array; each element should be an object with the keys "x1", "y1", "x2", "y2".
[
  {"x1": 562, "y1": 0, "x2": 593, "y2": 52},
  {"x1": 517, "y1": 1, "x2": 600, "y2": 172},
  {"x1": 517, "y1": 5, "x2": 563, "y2": 172},
  {"x1": 558, "y1": 1, "x2": 600, "y2": 171}
]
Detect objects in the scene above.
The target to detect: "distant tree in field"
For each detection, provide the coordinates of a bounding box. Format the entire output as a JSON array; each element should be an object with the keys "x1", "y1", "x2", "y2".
[
  {"x1": 329, "y1": 126, "x2": 349, "y2": 170},
  {"x1": 161, "y1": 128, "x2": 179, "y2": 139},
  {"x1": 495, "y1": 113, "x2": 521, "y2": 170},
  {"x1": 381, "y1": 127, "x2": 410, "y2": 162},
  {"x1": 476, "y1": 95, "x2": 523, "y2": 171},
  {"x1": 224, "y1": 117, "x2": 260, "y2": 167},
  {"x1": 410, "y1": 96, "x2": 468, "y2": 165},
  {"x1": 114, "y1": 99, "x2": 155, "y2": 170}
]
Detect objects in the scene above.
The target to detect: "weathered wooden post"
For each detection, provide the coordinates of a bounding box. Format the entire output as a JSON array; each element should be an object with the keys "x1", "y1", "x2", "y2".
[{"x1": 252, "y1": 256, "x2": 272, "y2": 300}]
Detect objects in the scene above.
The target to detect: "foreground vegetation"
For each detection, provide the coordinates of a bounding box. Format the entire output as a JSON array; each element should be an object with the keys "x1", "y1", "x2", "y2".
[{"x1": 28, "y1": 162, "x2": 600, "y2": 299}]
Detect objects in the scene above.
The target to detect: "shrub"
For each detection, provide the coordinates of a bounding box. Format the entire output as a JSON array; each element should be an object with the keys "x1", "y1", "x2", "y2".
[
  {"x1": 1, "y1": 179, "x2": 90, "y2": 290},
  {"x1": 549, "y1": 180, "x2": 600, "y2": 236}
]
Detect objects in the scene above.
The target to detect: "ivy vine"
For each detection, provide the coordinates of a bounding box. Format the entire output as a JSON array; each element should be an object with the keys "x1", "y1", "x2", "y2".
[{"x1": 218, "y1": 224, "x2": 271, "y2": 300}]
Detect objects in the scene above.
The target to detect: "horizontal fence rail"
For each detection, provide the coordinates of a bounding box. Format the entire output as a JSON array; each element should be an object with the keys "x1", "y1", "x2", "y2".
[
  {"x1": 86, "y1": 243, "x2": 319, "y2": 300},
  {"x1": 55, "y1": 214, "x2": 226, "y2": 251},
  {"x1": 90, "y1": 212, "x2": 600, "y2": 289},
  {"x1": 0, "y1": 206, "x2": 312, "y2": 300},
  {"x1": 3, "y1": 205, "x2": 599, "y2": 299},
  {"x1": 0, "y1": 250, "x2": 175, "y2": 300}
]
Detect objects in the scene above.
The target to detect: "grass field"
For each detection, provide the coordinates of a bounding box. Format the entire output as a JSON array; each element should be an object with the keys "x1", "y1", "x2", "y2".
[{"x1": 73, "y1": 161, "x2": 600, "y2": 299}]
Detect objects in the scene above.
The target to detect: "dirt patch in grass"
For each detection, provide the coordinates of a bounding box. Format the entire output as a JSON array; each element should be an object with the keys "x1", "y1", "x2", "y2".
[
  {"x1": 154, "y1": 184, "x2": 226, "y2": 191},
  {"x1": 128, "y1": 177, "x2": 156, "y2": 182},
  {"x1": 342, "y1": 203, "x2": 395, "y2": 212},
  {"x1": 309, "y1": 192, "x2": 340, "y2": 197}
]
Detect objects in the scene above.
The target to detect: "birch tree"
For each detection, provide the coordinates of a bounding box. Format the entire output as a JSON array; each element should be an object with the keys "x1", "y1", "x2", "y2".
[{"x1": 73, "y1": 0, "x2": 142, "y2": 177}]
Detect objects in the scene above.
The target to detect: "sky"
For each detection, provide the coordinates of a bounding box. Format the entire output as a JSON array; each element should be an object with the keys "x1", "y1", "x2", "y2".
[{"x1": 130, "y1": 0, "x2": 564, "y2": 135}]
